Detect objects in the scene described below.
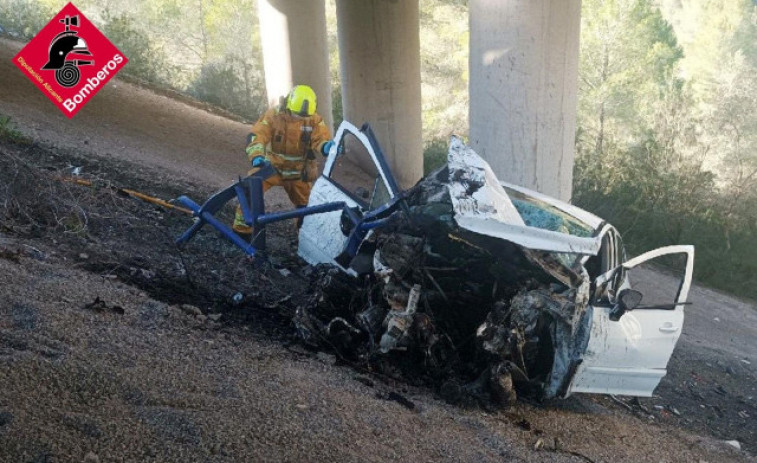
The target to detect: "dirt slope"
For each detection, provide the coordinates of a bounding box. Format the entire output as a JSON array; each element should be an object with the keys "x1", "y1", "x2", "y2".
[
  {"x1": 1, "y1": 34, "x2": 755, "y2": 462},
  {"x1": 1, "y1": 37, "x2": 250, "y2": 188}
]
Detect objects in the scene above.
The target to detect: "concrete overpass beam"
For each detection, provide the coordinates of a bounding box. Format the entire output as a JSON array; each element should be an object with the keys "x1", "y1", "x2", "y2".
[
  {"x1": 336, "y1": 0, "x2": 423, "y2": 190},
  {"x1": 469, "y1": 0, "x2": 581, "y2": 201},
  {"x1": 258, "y1": 0, "x2": 333, "y2": 131}
]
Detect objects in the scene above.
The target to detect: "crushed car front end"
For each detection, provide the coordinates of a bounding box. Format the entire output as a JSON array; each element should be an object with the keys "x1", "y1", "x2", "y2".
[
  {"x1": 297, "y1": 124, "x2": 694, "y2": 403},
  {"x1": 176, "y1": 120, "x2": 693, "y2": 405}
]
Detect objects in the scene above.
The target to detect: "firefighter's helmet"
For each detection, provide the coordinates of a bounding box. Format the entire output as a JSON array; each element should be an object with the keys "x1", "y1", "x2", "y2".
[
  {"x1": 42, "y1": 35, "x2": 91, "y2": 70},
  {"x1": 286, "y1": 85, "x2": 317, "y2": 117}
]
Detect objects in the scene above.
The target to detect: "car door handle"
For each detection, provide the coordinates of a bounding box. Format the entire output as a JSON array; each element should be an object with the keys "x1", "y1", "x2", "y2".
[{"x1": 659, "y1": 325, "x2": 679, "y2": 333}]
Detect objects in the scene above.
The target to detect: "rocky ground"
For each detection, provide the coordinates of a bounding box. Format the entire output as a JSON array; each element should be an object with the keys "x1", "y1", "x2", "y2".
[{"x1": 1, "y1": 35, "x2": 755, "y2": 462}]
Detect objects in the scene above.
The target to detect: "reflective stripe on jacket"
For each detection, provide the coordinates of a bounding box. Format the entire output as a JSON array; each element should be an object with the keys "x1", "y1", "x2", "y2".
[{"x1": 246, "y1": 107, "x2": 331, "y2": 179}]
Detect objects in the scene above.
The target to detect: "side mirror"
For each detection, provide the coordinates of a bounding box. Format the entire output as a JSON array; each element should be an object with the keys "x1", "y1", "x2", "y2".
[{"x1": 609, "y1": 288, "x2": 643, "y2": 321}]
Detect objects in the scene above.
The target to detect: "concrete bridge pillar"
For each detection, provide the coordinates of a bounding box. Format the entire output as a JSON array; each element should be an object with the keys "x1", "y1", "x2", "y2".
[
  {"x1": 336, "y1": 0, "x2": 424, "y2": 190},
  {"x1": 257, "y1": 0, "x2": 333, "y2": 132},
  {"x1": 469, "y1": 0, "x2": 581, "y2": 201}
]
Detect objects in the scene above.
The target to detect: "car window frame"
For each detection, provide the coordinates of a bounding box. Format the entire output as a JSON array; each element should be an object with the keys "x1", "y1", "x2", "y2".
[{"x1": 322, "y1": 122, "x2": 398, "y2": 211}]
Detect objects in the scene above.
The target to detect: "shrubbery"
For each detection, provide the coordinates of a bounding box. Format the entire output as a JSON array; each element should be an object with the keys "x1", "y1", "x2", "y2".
[
  {"x1": 0, "y1": 0, "x2": 55, "y2": 40},
  {"x1": 574, "y1": 133, "x2": 757, "y2": 299},
  {"x1": 100, "y1": 12, "x2": 174, "y2": 86},
  {"x1": 423, "y1": 138, "x2": 448, "y2": 175},
  {"x1": 188, "y1": 58, "x2": 266, "y2": 120}
]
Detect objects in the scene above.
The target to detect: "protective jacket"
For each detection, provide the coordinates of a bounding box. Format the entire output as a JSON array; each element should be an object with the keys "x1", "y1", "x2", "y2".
[{"x1": 246, "y1": 107, "x2": 331, "y2": 180}]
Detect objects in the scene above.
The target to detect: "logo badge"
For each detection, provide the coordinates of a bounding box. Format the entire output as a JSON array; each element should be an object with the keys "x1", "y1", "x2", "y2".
[{"x1": 12, "y1": 2, "x2": 128, "y2": 118}]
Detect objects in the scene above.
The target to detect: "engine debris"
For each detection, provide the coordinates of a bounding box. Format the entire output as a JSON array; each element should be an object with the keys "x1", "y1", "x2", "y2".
[{"x1": 294, "y1": 161, "x2": 594, "y2": 406}]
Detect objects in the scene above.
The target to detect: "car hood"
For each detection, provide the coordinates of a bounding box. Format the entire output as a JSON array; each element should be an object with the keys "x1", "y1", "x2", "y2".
[{"x1": 447, "y1": 137, "x2": 603, "y2": 256}]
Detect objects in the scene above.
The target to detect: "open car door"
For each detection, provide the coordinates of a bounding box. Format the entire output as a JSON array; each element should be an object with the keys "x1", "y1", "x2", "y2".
[
  {"x1": 298, "y1": 121, "x2": 400, "y2": 269},
  {"x1": 568, "y1": 245, "x2": 695, "y2": 396}
]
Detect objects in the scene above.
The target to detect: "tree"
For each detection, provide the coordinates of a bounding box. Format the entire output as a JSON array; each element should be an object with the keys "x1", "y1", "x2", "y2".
[
  {"x1": 577, "y1": 0, "x2": 683, "y2": 163},
  {"x1": 660, "y1": 0, "x2": 757, "y2": 244},
  {"x1": 574, "y1": 0, "x2": 717, "y2": 249}
]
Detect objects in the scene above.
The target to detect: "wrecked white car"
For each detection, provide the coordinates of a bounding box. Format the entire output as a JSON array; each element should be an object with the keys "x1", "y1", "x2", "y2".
[
  {"x1": 178, "y1": 121, "x2": 694, "y2": 404},
  {"x1": 297, "y1": 122, "x2": 694, "y2": 402}
]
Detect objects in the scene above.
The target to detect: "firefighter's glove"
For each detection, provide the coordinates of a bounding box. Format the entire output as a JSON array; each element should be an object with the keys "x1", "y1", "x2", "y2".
[
  {"x1": 322, "y1": 140, "x2": 335, "y2": 157},
  {"x1": 251, "y1": 156, "x2": 269, "y2": 168}
]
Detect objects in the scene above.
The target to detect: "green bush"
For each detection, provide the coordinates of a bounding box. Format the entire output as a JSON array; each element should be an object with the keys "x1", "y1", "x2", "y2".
[
  {"x1": 573, "y1": 136, "x2": 757, "y2": 301},
  {"x1": 100, "y1": 12, "x2": 173, "y2": 85},
  {"x1": 0, "y1": 116, "x2": 29, "y2": 144},
  {"x1": 0, "y1": 0, "x2": 56, "y2": 39},
  {"x1": 423, "y1": 138, "x2": 448, "y2": 174},
  {"x1": 188, "y1": 58, "x2": 266, "y2": 120}
]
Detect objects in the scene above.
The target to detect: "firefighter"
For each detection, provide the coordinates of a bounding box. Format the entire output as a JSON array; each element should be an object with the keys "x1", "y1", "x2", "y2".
[{"x1": 233, "y1": 84, "x2": 334, "y2": 238}]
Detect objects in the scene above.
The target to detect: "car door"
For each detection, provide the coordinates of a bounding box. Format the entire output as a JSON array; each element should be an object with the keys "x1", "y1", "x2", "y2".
[
  {"x1": 298, "y1": 121, "x2": 398, "y2": 268},
  {"x1": 568, "y1": 245, "x2": 695, "y2": 396}
]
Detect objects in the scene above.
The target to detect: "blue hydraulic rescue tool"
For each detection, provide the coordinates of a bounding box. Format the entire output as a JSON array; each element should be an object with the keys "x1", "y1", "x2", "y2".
[{"x1": 175, "y1": 123, "x2": 405, "y2": 263}]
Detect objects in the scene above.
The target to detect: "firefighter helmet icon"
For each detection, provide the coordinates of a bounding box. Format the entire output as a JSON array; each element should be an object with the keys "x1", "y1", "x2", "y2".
[{"x1": 41, "y1": 15, "x2": 93, "y2": 87}]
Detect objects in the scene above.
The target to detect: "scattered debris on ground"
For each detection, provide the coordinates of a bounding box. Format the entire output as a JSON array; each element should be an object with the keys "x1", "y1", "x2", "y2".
[{"x1": 82, "y1": 297, "x2": 125, "y2": 315}]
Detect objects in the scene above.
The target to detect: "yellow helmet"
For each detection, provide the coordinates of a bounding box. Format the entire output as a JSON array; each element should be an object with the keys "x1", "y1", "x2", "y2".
[{"x1": 286, "y1": 85, "x2": 317, "y2": 117}]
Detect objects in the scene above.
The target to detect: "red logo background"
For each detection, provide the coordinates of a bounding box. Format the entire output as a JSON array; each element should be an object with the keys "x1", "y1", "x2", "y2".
[{"x1": 12, "y1": 2, "x2": 128, "y2": 118}]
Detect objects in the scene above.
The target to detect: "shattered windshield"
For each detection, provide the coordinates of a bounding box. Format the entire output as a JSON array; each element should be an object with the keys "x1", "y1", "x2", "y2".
[{"x1": 504, "y1": 187, "x2": 594, "y2": 238}]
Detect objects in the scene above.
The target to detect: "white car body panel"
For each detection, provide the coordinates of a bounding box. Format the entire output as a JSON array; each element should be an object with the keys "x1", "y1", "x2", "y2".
[
  {"x1": 566, "y1": 367, "x2": 667, "y2": 397},
  {"x1": 298, "y1": 177, "x2": 359, "y2": 268},
  {"x1": 568, "y1": 245, "x2": 695, "y2": 396},
  {"x1": 447, "y1": 138, "x2": 525, "y2": 226}
]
